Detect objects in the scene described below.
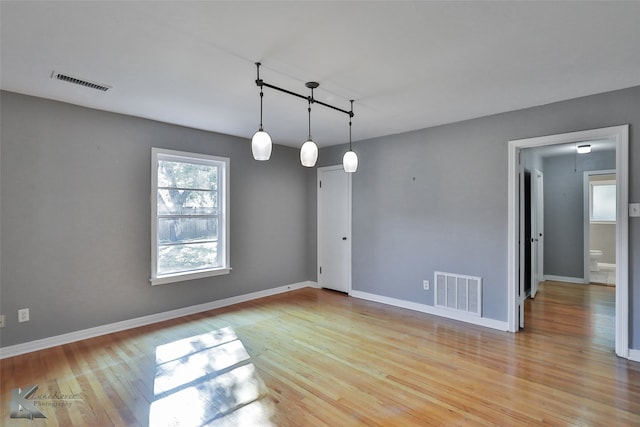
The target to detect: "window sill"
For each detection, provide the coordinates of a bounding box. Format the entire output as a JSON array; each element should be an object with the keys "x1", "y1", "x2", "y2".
[{"x1": 150, "y1": 267, "x2": 231, "y2": 286}]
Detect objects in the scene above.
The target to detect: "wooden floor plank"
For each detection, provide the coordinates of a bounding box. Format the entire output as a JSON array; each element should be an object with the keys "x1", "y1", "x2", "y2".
[{"x1": 1, "y1": 281, "x2": 639, "y2": 426}]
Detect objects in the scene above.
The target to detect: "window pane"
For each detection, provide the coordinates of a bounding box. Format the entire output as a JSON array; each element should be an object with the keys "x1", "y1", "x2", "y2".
[
  {"x1": 152, "y1": 148, "x2": 229, "y2": 283},
  {"x1": 158, "y1": 217, "x2": 218, "y2": 244},
  {"x1": 592, "y1": 184, "x2": 616, "y2": 221},
  {"x1": 158, "y1": 160, "x2": 217, "y2": 190},
  {"x1": 157, "y1": 242, "x2": 219, "y2": 275},
  {"x1": 157, "y1": 190, "x2": 217, "y2": 215}
]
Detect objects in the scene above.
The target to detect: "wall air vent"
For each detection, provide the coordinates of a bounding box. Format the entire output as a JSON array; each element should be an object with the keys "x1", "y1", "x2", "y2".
[
  {"x1": 434, "y1": 271, "x2": 482, "y2": 316},
  {"x1": 52, "y1": 72, "x2": 111, "y2": 92}
]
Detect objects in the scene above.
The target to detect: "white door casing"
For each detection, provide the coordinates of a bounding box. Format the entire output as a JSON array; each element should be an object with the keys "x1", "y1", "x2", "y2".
[
  {"x1": 508, "y1": 125, "x2": 629, "y2": 358},
  {"x1": 317, "y1": 165, "x2": 352, "y2": 293}
]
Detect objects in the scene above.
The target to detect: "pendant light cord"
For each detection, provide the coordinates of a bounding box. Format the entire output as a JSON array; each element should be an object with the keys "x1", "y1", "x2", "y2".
[
  {"x1": 256, "y1": 62, "x2": 265, "y2": 132},
  {"x1": 259, "y1": 90, "x2": 264, "y2": 131},
  {"x1": 308, "y1": 96, "x2": 312, "y2": 140},
  {"x1": 349, "y1": 100, "x2": 354, "y2": 151}
]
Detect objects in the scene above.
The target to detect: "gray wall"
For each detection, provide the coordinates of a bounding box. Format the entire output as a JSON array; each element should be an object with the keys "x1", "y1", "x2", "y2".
[
  {"x1": 2, "y1": 85, "x2": 640, "y2": 350},
  {"x1": 0, "y1": 91, "x2": 312, "y2": 347},
  {"x1": 543, "y1": 151, "x2": 615, "y2": 278},
  {"x1": 522, "y1": 149, "x2": 544, "y2": 173},
  {"x1": 318, "y1": 86, "x2": 639, "y2": 347}
]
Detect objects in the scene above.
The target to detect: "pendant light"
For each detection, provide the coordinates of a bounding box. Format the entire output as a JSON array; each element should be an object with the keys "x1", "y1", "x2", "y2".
[
  {"x1": 343, "y1": 100, "x2": 358, "y2": 173},
  {"x1": 251, "y1": 63, "x2": 272, "y2": 161},
  {"x1": 300, "y1": 82, "x2": 319, "y2": 167}
]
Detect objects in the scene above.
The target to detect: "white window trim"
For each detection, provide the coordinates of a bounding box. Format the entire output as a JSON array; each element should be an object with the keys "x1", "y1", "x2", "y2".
[{"x1": 150, "y1": 148, "x2": 230, "y2": 286}]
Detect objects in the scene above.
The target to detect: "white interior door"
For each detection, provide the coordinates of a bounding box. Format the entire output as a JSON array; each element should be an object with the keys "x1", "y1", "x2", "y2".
[
  {"x1": 317, "y1": 166, "x2": 351, "y2": 293},
  {"x1": 531, "y1": 169, "x2": 544, "y2": 298}
]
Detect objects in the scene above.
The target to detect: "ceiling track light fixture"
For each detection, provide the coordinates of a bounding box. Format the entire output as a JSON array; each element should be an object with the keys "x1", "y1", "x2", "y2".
[{"x1": 251, "y1": 62, "x2": 356, "y2": 169}]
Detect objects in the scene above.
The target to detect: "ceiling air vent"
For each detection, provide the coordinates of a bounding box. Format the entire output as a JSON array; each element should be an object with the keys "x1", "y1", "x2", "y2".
[{"x1": 52, "y1": 72, "x2": 111, "y2": 92}]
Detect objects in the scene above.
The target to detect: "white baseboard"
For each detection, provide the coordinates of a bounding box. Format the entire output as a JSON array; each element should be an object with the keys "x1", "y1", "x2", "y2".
[
  {"x1": 0, "y1": 281, "x2": 314, "y2": 359},
  {"x1": 629, "y1": 349, "x2": 640, "y2": 363},
  {"x1": 349, "y1": 290, "x2": 509, "y2": 332},
  {"x1": 544, "y1": 275, "x2": 587, "y2": 284}
]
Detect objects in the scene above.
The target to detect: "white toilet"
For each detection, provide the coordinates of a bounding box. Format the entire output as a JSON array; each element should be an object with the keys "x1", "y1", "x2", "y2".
[{"x1": 589, "y1": 249, "x2": 603, "y2": 272}]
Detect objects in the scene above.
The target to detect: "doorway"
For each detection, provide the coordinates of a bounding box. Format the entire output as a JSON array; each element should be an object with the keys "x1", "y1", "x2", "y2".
[
  {"x1": 317, "y1": 165, "x2": 352, "y2": 293},
  {"x1": 584, "y1": 170, "x2": 616, "y2": 286},
  {"x1": 508, "y1": 125, "x2": 629, "y2": 358},
  {"x1": 519, "y1": 167, "x2": 544, "y2": 328}
]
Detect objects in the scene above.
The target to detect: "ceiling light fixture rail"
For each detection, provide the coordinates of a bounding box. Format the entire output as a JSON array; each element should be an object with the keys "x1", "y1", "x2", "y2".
[{"x1": 250, "y1": 62, "x2": 358, "y2": 171}]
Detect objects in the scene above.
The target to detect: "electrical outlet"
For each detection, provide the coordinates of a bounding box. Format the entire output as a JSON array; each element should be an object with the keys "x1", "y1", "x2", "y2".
[
  {"x1": 630, "y1": 203, "x2": 640, "y2": 217},
  {"x1": 0, "y1": 315, "x2": 5, "y2": 328},
  {"x1": 18, "y1": 308, "x2": 30, "y2": 323},
  {"x1": 423, "y1": 280, "x2": 430, "y2": 290}
]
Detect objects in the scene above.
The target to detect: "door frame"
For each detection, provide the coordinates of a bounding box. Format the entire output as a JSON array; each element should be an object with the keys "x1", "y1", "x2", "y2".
[
  {"x1": 317, "y1": 165, "x2": 352, "y2": 293},
  {"x1": 507, "y1": 125, "x2": 629, "y2": 358},
  {"x1": 583, "y1": 169, "x2": 616, "y2": 285}
]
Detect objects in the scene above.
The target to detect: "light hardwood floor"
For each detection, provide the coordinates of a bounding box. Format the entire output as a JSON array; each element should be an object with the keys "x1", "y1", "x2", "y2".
[{"x1": 1, "y1": 282, "x2": 639, "y2": 426}]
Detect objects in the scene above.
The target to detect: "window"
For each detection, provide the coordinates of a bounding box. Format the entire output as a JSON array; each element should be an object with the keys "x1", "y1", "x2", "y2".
[
  {"x1": 151, "y1": 148, "x2": 230, "y2": 285},
  {"x1": 590, "y1": 180, "x2": 616, "y2": 223}
]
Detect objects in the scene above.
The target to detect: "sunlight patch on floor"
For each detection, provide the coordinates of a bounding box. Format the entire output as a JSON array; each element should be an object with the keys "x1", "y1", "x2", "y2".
[{"x1": 149, "y1": 327, "x2": 274, "y2": 426}]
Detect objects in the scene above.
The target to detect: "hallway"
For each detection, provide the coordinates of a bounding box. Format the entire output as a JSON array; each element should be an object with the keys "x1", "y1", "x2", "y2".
[{"x1": 525, "y1": 281, "x2": 615, "y2": 353}]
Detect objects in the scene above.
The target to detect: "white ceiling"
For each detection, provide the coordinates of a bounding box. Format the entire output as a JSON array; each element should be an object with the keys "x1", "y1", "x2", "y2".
[{"x1": 2, "y1": 1, "x2": 640, "y2": 148}]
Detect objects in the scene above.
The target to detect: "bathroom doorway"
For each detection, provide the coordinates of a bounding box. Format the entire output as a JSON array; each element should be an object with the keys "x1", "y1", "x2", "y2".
[{"x1": 584, "y1": 170, "x2": 616, "y2": 286}]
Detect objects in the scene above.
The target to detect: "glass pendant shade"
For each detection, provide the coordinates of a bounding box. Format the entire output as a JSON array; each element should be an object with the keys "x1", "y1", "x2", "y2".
[
  {"x1": 300, "y1": 139, "x2": 318, "y2": 167},
  {"x1": 343, "y1": 150, "x2": 358, "y2": 173},
  {"x1": 251, "y1": 129, "x2": 272, "y2": 161}
]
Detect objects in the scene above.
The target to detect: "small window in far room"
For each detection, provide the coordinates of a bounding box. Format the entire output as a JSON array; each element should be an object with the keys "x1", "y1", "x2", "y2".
[
  {"x1": 151, "y1": 148, "x2": 230, "y2": 285},
  {"x1": 590, "y1": 180, "x2": 616, "y2": 223}
]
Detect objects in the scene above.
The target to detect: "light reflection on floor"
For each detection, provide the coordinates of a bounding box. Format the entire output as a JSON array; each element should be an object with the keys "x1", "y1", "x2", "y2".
[{"x1": 149, "y1": 327, "x2": 275, "y2": 426}]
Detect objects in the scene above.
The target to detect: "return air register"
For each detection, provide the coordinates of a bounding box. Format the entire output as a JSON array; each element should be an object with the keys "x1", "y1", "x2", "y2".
[
  {"x1": 434, "y1": 271, "x2": 482, "y2": 316},
  {"x1": 52, "y1": 71, "x2": 112, "y2": 92}
]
